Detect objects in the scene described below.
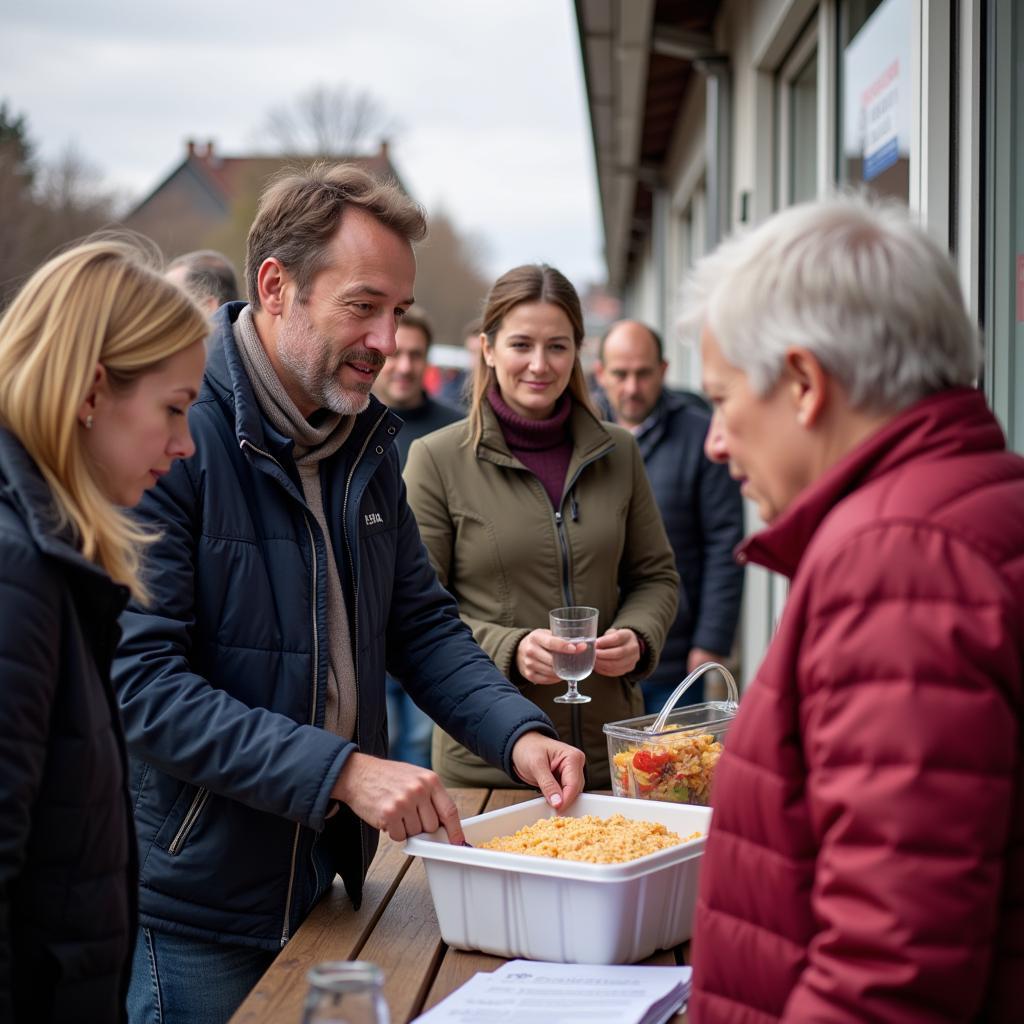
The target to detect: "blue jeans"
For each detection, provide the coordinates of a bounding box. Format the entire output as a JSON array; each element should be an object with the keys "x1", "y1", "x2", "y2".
[
  {"x1": 386, "y1": 674, "x2": 434, "y2": 768},
  {"x1": 127, "y1": 926, "x2": 275, "y2": 1024}
]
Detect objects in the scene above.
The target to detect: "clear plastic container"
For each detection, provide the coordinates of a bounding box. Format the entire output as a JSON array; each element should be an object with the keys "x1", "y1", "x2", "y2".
[{"x1": 604, "y1": 662, "x2": 739, "y2": 805}]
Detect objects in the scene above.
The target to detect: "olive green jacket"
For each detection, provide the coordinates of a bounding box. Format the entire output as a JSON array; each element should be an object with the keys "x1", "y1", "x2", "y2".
[{"x1": 403, "y1": 399, "x2": 679, "y2": 788}]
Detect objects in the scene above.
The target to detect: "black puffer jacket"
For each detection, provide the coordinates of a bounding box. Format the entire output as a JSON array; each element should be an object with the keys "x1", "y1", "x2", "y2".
[{"x1": 0, "y1": 429, "x2": 136, "y2": 1023}]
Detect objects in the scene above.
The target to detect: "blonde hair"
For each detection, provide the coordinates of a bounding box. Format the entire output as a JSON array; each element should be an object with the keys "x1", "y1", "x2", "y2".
[
  {"x1": 467, "y1": 263, "x2": 597, "y2": 447},
  {"x1": 0, "y1": 237, "x2": 207, "y2": 602}
]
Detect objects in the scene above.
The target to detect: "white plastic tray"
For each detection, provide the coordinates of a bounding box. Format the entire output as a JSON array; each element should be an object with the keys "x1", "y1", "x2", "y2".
[{"x1": 403, "y1": 793, "x2": 711, "y2": 964}]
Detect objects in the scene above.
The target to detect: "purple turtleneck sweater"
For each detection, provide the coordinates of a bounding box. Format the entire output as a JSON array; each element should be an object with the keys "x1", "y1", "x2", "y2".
[{"x1": 487, "y1": 387, "x2": 573, "y2": 508}]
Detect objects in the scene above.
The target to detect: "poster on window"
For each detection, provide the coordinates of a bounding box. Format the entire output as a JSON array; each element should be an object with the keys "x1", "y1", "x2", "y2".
[{"x1": 843, "y1": 0, "x2": 912, "y2": 195}]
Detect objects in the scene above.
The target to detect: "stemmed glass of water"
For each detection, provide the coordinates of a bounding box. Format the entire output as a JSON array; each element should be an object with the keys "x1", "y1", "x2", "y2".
[{"x1": 549, "y1": 606, "x2": 598, "y2": 705}]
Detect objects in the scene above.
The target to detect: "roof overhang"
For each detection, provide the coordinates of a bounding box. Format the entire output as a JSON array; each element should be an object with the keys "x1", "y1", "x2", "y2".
[{"x1": 575, "y1": 0, "x2": 721, "y2": 290}]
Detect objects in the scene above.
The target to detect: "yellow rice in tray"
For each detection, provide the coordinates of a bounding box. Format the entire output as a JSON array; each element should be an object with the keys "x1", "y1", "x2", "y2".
[{"x1": 476, "y1": 813, "x2": 701, "y2": 864}]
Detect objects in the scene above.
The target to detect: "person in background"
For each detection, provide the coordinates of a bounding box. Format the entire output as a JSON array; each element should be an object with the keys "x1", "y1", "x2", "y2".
[
  {"x1": 595, "y1": 320, "x2": 744, "y2": 711},
  {"x1": 113, "y1": 165, "x2": 583, "y2": 1024},
  {"x1": 687, "y1": 196, "x2": 1024, "y2": 1022},
  {"x1": 372, "y1": 307, "x2": 462, "y2": 467},
  {"x1": 404, "y1": 264, "x2": 679, "y2": 788},
  {"x1": 436, "y1": 316, "x2": 481, "y2": 411},
  {"x1": 371, "y1": 306, "x2": 461, "y2": 766},
  {"x1": 165, "y1": 249, "x2": 240, "y2": 316},
  {"x1": 0, "y1": 239, "x2": 206, "y2": 1023}
]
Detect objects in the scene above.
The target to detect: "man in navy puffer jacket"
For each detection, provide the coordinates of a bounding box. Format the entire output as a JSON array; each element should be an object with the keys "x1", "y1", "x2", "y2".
[
  {"x1": 113, "y1": 164, "x2": 583, "y2": 1024},
  {"x1": 595, "y1": 321, "x2": 744, "y2": 710}
]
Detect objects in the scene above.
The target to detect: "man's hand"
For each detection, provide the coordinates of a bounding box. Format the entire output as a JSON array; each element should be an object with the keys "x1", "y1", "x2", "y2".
[
  {"x1": 515, "y1": 628, "x2": 587, "y2": 686},
  {"x1": 511, "y1": 731, "x2": 586, "y2": 810},
  {"x1": 687, "y1": 647, "x2": 726, "y2": 673},
  {"x1": 594, "y1": 628, "x2": 640, "y2": 677},
  {"x1": 331, "y1": 752, "x2": 465, "y2": 845}
]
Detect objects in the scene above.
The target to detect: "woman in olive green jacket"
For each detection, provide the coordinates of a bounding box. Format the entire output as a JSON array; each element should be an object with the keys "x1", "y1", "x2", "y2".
[{"x1": 404, "y1": 264, "x2": 678, "y2": 788}]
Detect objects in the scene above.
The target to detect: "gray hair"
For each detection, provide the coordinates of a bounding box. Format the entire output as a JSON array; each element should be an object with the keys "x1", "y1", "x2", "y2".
[
  {"x1": 167, "y1": 249, "x2": 240, "y2": 307},
  {"x1": 679, "y1": 196, "x2": 981, "y2": 413}
]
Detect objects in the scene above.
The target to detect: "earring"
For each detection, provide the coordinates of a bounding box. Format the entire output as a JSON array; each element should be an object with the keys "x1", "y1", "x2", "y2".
[{"x1": 85, "y1": 414, "x2": 94, "y2": 430}]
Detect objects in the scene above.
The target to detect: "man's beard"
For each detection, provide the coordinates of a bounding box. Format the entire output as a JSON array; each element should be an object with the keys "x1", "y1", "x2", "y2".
[{"x1": 277, "y1": 304, "x2": 384, "y2": 415}]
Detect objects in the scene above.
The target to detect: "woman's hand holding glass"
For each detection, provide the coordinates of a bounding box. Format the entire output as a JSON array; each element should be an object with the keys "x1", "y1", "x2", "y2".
[
  {"x1": 594, "y1": 628, "x2": 641, "y2": 677},
  {"x1": 516, "y1": 628, "x2": 586, "y2": 686},
  {"x1": 516, "y1": 626, "x2": 641, "y2": 685}
]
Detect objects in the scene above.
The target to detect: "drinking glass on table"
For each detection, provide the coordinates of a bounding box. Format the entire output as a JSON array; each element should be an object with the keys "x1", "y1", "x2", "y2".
[
  {"x1": 549, "y1": 606, "x2": 598, "y2": 705},
  {"x1": 301, "y1": 961, "x2": 389, "y2": 1024}
]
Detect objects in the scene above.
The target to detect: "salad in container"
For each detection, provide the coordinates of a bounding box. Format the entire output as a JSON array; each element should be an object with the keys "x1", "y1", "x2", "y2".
[{"x1": 604, "y1": 662, "x2": 739, "y2": 805}]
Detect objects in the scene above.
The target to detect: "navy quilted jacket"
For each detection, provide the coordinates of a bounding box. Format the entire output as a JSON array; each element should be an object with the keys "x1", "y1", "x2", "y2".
[
  {"x1": 631, "y1": 391, "x2": 744, "y2": 684},
  {"x1": 0, "y1": 430, "x2": 136, "y2": 1023},
  {"x1": 113, "y1": 303, "x2": 555, "y2": 951}
]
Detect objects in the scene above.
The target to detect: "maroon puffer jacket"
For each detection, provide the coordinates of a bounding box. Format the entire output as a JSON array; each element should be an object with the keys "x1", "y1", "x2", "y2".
[{"x1": 691, "y1": 388, "x2": 1024, "y2": 1023}]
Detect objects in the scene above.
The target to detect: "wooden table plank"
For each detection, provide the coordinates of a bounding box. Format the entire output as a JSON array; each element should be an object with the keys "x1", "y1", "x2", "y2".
[
  {"x1": 229, "y1": 788, "x2": 488, "y2": 1024},
  {"x1": 481, "y1": 788, "x2": 538, "y2": 812},
  {"x1": 334, "y1": 787, "x2": 491, "y2": 1024},
  {"x1": 358, "y1": 854, "x2": 446, "y2": 1022},
  {"x1": 422, "y1": 950, "x2": 507, "y2": 1015}
]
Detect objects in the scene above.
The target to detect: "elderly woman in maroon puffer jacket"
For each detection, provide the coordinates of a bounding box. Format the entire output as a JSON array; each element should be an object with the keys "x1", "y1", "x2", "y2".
[{"x1": 686, "y1": 197, "x2": 1023, "y2": 1023}]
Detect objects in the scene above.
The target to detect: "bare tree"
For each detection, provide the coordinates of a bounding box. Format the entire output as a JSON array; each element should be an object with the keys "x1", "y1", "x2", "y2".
[
  {"x1": 262, "y1": 83, "x2": 400, "y2": 155},
  {"x1": 29, "y1": 145, "x2": 119, "y2": 269},
  {"x1": 0, "y1": 106, "x2": 121, "y2": 307},
  {"x1": 38, "y1": 144, "x2": 120, "y2": 221}
]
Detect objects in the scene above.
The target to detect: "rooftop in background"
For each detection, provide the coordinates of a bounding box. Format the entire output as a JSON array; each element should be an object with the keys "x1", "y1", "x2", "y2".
[{"x1": 123, "y1": 139, "x2": 405, "y2": 286}]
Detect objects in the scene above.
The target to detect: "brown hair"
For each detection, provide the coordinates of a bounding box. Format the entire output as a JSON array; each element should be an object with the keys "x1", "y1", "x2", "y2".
[
  {"x1": 167, "y1": 249, "x2": 239, "y2": 306},
  {"x1": 398, "y1": 306, "x2": 433, "y2": 347},
  {"x1": 467, "y1": 263, "x2": 596, "y2": 445},
  {"x1": 245, "y1": 162, "x2": 426, "y2": 310}
]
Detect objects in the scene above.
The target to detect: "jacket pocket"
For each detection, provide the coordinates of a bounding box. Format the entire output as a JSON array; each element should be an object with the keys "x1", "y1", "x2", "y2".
[{"x1": 167, "y1": 786, "x2": 210, "y2": 856}]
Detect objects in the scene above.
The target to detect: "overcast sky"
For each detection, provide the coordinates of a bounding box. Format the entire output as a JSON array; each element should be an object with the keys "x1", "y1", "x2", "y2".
[{"x1": 2, "y1": 0, "x2": 605, "y2": 286}]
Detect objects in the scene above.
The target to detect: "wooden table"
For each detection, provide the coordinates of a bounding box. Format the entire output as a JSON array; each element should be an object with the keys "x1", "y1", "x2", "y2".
[{"x1": 230, "y1": 789, "x2": 689, "y2": 1023}]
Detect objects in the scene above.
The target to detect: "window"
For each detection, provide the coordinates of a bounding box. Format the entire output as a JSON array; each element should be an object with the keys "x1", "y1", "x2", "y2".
[
  {"x1": 839, "y1": 0, "x2": 912, "y2": 202},
  {"x1": 790, "y1": 54, "x2": 820, "y2": 202},
  {"x1": 664, "y1": 188, "x2": 706, "y2": 391},
  {"x1": 777, "y1": 26, "x2": 820, "y2": 207}
]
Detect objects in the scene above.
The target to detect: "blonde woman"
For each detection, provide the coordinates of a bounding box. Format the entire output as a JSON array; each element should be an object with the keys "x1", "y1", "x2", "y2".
[
  {"x1": 0, "y1": 239, "x2": 206, "y2": 1024},
  {"x1": 404, "y1": 264, "x2": 679, "y2": 787}
]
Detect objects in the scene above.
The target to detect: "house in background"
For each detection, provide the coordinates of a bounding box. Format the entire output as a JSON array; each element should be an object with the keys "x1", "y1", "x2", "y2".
[{"x1": 123, "y1": 139, "x2": 402, "y2": 297}]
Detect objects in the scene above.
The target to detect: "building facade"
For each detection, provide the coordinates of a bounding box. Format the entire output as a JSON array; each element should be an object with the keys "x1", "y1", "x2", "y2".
[{"x1": 576, "y1": 0, "x2": 1022, "y2": 678}]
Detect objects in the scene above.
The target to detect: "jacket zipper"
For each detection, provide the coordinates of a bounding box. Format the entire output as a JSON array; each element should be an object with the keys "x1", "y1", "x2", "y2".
[
  {"x1": 168, "y1": 786, "x2": 210, "y2": 855},
  {"x1": 240, "y1": 438, "x2": 320, "y2": 948},
  {"x1": 341, "y1": 409, "x2": 389, "y2": 879},
  {"x1": 553, "y1": 510, "x2": 573, "y2": 607},
  {"x1": 551, "y1": 454, "x2": 606, "y2": 608}
]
